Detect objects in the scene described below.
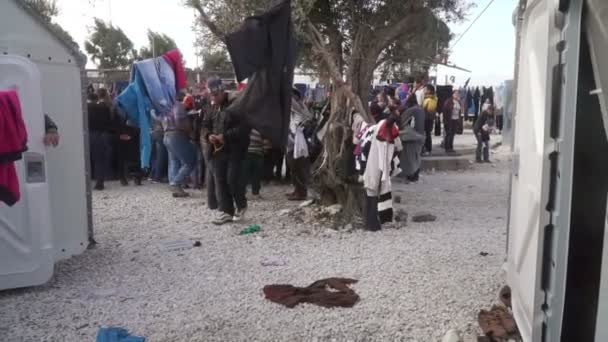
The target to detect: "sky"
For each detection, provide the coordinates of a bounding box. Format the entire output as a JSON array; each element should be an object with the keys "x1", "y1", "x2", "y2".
[
  {"x1": 54, "y1": 0, "x2": 517, "y2": 86},
  {"x1": 445, "y1": 0, "x2": 518, "y2": 86}
]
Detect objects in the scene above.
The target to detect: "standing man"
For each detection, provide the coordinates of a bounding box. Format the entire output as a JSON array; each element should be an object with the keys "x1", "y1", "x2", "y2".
[
  {"x1": 163, "y1": 93, "x2": 196, "y2": 198},
  {"x1": 286, "y1": 89, "x2": 314, "y2": 201},
  {"x1": 202, "y1": 78, "x2": 249, "y2": 225}
]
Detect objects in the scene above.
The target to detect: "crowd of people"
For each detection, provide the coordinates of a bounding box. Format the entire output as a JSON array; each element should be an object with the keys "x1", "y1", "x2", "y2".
[
  {"x1": 85, "y1": 76, "x2": 320, "y2": 226},
  {"x1": 86, "y1": 72, "x2": 498, "y2": 231}
]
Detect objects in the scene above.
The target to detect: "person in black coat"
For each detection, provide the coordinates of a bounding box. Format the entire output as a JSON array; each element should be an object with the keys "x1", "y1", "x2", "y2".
[
  {"x1": 88, "y1": 92, "x2": 116, "y2": 190},
  {"x1": 473, "y1": 101, "x2": 497, "y2": 163}
]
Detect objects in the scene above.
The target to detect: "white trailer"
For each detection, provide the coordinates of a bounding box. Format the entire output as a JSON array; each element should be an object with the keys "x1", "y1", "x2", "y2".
[
  {"x1": 507, "y1": 0, "x2": 608, "y2": 341},
  {"x1": 0, "y1": 0, "x2": 92, "y2": 290}
]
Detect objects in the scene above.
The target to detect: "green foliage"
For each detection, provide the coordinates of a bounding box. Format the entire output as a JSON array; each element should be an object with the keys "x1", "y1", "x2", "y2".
[
  {"x1": 202, "y1": 50, "x2": 233, "y2": 73},
  {"x1": 139, "y1": 30, "x2": 178, "y2": 59},
  {"x1": 23, "y1": 0, "x2": 58, "y2": 21},
  {"x1": 24, "y1": 0, "x2": 80, "y2": 50},
  {"x1": 84, "y1": 18, "x2": 136, "y2": 69}
]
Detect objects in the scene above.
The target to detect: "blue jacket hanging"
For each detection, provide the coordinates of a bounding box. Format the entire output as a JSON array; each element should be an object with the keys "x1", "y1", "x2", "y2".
[
  {"x1": 116, "y1": 72, "x2": 152, "y2": 169},
  {"x1": 116, "y1": 57, "x2": 178, "y2": 169}
]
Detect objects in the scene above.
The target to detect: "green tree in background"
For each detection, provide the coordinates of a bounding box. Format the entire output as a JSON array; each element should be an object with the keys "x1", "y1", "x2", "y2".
[
  {"x1": 139, "y1": 30, "x2": 178, "y2": 59},
  {"x1": 187, "y1": 0, "x2": 469, "y2": 102},
  {"x1": 24, "y1": 0, "x2": 79, "y2": 50},
  {"x1": 202, "y1": 50, "x2": 233, "y2": 74},
  {"x1": 186, "y1": 0, "x2": 471, "y2": 213},
  {"x1": 84, "y1": 18, "x2": 136, "y2": 69}
]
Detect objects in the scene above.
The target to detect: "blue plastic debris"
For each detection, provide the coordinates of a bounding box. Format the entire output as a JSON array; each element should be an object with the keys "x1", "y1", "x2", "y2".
[{"x1": 96, "y1": 327, "x2": 145, "y2": 342}]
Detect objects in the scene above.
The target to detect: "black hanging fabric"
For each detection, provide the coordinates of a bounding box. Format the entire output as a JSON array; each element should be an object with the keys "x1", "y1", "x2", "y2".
[
  {"x1": 225, "y1": 0, "x2": 297, "y2": 147},
  {"x1": 465, "y1": 89, "x2": 474, "y2": 119},
  {"x1": 436, "y1": 85, "x2": 453, "y2": 117},
  {"x1": 473, "y1": 87, "x2": 481, "y2": 121}
]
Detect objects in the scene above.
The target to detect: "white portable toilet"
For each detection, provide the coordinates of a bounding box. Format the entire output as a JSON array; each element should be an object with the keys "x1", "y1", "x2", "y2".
[
  {"x1": 507, "y1": 0, "x2": 608, "y2": 341},
  {"x1": 0, "y1": 0, "x2": 92, "y2": 290}
]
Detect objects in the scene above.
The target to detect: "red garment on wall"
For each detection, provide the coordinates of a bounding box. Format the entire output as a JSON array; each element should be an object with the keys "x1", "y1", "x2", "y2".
[{"x1": 0, "y1": 90, "x2": 28, "y2": 206}]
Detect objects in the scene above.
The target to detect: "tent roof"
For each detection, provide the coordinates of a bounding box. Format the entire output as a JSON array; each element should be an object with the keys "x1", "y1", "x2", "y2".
[{"x1": 12, "y1": 0, "x2": 87, "y2": 67}]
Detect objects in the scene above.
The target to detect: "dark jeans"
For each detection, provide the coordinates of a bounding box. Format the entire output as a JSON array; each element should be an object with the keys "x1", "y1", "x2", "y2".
[
  {"x1": 151, "y1": 135, "x2": 168, "y2": 181},
  {"x1": 190, "y1": 143, "x2": 204, "y2": 188},
  {"x1": 202, "y1": 142, "x2": 217, "y2": 210},
  {"x1": 206, "y1": 158, "x2": 217, "y2": 209},
  {"x1": 475, "y1": 133, "x2": 490, "y2": 162},
  {"x1": 242, "y1": 152, "x2": 264, "y2": 195},
  {"x1": 212, "y1": 150, "x2": 247, "y2": 216},
  {"x1": 164, "y1": 131, "x2": 196, "y2": 186},
  {"x1": 286, "y1": 153, "x2": 310, "y2": 195},
  {"x1": 444, "y1": 119, "x2": 459, "y2": 151},
  {"x1": 424, "y1": 118, "x2": 434, "y2": 153},
  {"x1": 90, "y1": 131, "x2": 113, "y2": 183},
  {"x1": 365, "y1": 196, "x2": 381, "y2": 232},
  {"x1": 116, "y1": 136, "x2": 142, "y2": 183}
]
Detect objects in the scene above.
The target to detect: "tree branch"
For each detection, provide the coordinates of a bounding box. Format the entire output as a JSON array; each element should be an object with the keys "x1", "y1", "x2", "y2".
[
  {"x1": 304, "y1": 20, "x2": 372, "y2": 123},
  {"x1": 190, "y1": 1, "x2": 227, "y2": 44}
]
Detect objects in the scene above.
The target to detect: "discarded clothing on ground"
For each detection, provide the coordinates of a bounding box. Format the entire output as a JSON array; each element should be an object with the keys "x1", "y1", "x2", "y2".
[
  {"x1": 263, "y1": 278, "x2": 359, "y2": 308},
  {"x1": 96, "y1": 327, "x2": 145, "y2": 342},
  {"x1": 0, "y1": 90, "x2": 27, "y2": 206},
  {"x1": 225, "y1": 0, "x2": 297, "y2": 147}
]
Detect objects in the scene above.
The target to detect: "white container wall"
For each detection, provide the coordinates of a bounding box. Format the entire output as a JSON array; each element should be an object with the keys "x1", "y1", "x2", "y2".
[
  {"x1": 0, "y1": 56, "x2": 54, "y2": 291},
  {"x1": 0, "y1": 0, "x2": 91, "y2": 290}
]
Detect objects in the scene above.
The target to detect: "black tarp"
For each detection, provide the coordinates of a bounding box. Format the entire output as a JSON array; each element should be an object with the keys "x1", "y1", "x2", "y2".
[{"x1": 225, "y1": 0, "x2": 296, "y2": 147}]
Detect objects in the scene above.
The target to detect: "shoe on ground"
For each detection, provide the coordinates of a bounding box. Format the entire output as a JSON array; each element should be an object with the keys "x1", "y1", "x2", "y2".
[
  {"x1": 213, "y1": 212, "x2": 234, "y2": 225},
  {"x1": 484, "y1": 160, "x2": 492, "y2": 164},
  {"x1": 475, "y1": 159, "x2": 483, "y2": 163},
  {"x1": 233, "y1": 207, "x2": 247, "y2": 222},
  {"x1": 134, "y1": 177, "x2": 142, "y2": 186},
  {"x1": 94, "y1": 182, "x2": 104, "y2": 191},
  {"x1": 120, "y1": 179, "x2": 129, "y2": 186},
  {"x1": 170, "y1": 185, "x2": 190, "y2": 198}
]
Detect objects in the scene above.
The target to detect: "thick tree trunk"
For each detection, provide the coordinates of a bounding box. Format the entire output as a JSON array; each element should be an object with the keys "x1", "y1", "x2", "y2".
[{"x1": 349, "y1": 63, "x2": 376, "y2": 112}]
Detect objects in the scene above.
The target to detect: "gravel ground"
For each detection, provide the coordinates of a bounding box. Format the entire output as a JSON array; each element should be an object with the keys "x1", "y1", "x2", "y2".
[{"x1": 0, "y1": 152, "x2": 510, "y2": 342}]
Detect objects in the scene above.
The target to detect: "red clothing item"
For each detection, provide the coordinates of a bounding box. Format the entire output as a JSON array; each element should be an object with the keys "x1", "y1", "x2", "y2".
[
  {"x1": 162, "y1": 49, "x2": 187, "y2": 91},
  {"x1": 183, "y1": 95, "x2": 194, "y2": 111},
  {"x1": 376, "y1": 120, "x2": 399, "y2": 143},
  {"x1": 0, "y1": 89, "x2": 27, "y2": 206},
  {"x1": 0, "y1": 164, "x2": 19, "y2": 206},
  {"x1": 0, "y1": 90, "x2": 28, "y2": 162}
]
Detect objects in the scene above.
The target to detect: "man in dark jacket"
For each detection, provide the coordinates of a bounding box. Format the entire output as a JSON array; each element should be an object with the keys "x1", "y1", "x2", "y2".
[
  {"x1": 202, "y1": 78, "x2": 250, "y2": 225},
  {"x1": 473, "y1": 101, "x2": 496, "y2": 163}
]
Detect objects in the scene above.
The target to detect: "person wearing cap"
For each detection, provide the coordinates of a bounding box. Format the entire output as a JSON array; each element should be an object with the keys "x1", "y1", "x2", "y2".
[{"x1": 201, "y1": 78, "x2": 250, "y2": 225}]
